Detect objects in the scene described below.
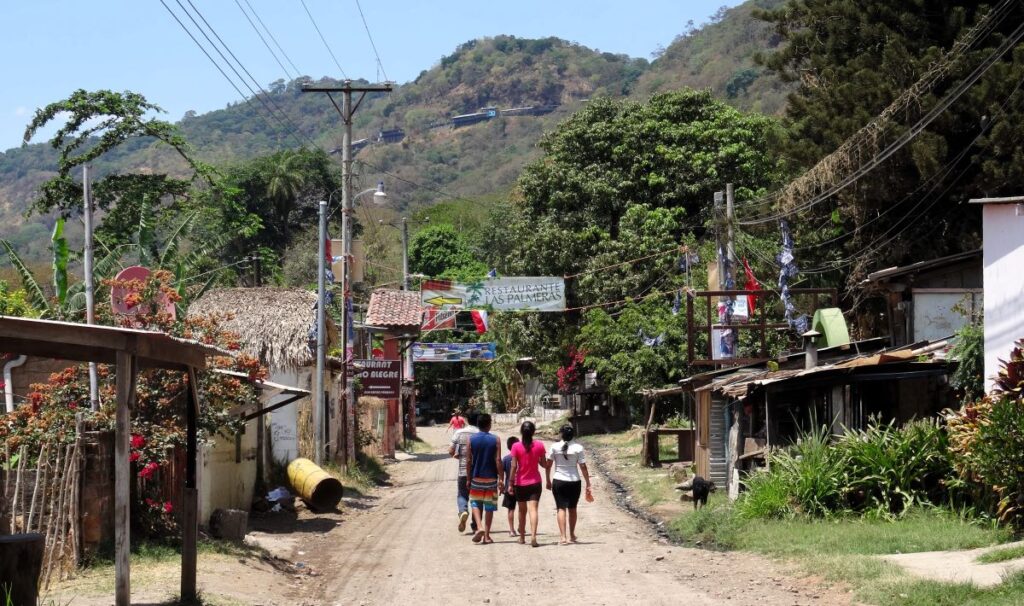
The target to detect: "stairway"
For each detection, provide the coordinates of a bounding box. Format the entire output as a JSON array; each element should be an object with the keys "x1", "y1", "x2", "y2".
[{"x1": 708, "y1": 400, "x2": 727, "y2": 485}]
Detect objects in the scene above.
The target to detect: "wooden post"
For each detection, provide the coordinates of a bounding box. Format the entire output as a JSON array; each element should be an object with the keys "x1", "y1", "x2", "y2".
[
  {"x1": 181, "y1": 367, "x2": 200, "y2": 602},
  {"x1": 115, "y1": 350, "x2": 137, "y2": 606},
  {"x1": 726, "y1": 405, "x2": 741, "y2": 501}
]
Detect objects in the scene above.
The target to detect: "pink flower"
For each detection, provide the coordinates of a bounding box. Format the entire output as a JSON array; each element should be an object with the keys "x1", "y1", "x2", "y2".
[
  {"x1": 138, "y1": 462, "x2": 159, "y2": 480},
  {"x1": 163, "y1": 501, "x2": 173, "y2": 514},
  {"x1": 129, "y1": 452, "x2": 140, "y2": 463},
  {"x1": 130, "y1": 434, "x2": 145, "y2": 449}
]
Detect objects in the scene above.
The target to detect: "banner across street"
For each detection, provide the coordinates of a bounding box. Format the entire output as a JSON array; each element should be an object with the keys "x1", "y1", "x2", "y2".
[{"x1": 420, "y1": 277, "x2": 566, "y2": 312}]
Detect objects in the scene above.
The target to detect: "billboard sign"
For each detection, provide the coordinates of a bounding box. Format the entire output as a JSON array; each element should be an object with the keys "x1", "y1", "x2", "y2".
[
  {"x1": 421, "y1": 277, "x2": 565, "y2": 312},
  {"x1": 354, "y1": 359, "x2": 401, "y2": 399},
  {"x1": 411, "y1": 342, "x2": 496, "y2": 363}
]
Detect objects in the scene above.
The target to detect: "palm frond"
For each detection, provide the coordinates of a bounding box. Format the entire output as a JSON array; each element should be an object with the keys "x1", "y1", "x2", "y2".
[{"x1": 1, "y1": 239, "x2": 51, "y2": 316}]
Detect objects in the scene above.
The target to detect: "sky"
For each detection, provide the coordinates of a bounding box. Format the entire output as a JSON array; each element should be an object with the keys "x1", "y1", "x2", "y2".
[{"x1": 1, "y1": 0, "x2": 742, "y2": 151}]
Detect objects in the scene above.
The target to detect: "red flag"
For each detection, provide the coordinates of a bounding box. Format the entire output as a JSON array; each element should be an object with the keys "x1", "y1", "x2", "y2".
[
  {"x1": 743, "y1": 258, "x2": 760, "y2": 314},
  {"x1": 470, "y1": 310, "x2": 489, "y2": 334}
]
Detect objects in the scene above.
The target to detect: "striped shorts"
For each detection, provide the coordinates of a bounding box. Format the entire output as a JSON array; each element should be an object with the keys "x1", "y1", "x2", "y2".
[{"x1": 469, "y1": 476, "x2": 499, "y2": 511}]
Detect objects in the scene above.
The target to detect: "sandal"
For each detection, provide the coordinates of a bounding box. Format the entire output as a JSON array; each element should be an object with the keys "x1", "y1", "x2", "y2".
[{"x1": 472, "y1": 531, "x2": 484, "y2": 543}]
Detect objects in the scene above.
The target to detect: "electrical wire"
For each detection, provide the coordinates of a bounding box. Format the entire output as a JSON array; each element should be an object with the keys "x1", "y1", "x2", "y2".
[
  {"x1": 234, "y1": 0, "x2": 296, "y2": 81},
  {"x1": 353, "y1": 0, "x2": 388, "y2": 82},
  {"x1": 157, "y1": 0, "x2": 292, "y2": 145},
  {"x1": 298, "y1": 0, "x2": 348, "y2": 79},
  {"x1": 735, "y1": 1, "x2": 1021, "y2": 223},
  {"x1": 563, "y1": 245, "x2": 683, "y2": 279},
  {"x1": 241, "y1": 0, "x2": 302, "y2": 78},
  {"x1": 181, "y1": 0, "x2": 319, "y2": 150}
]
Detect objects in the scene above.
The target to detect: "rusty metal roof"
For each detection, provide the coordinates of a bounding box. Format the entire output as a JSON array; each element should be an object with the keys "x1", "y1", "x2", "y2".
[
  {"x1": 694, "y1": 340, "x2": 951, "y2": 400},
  {"x1": 365, "y1": 289, "x2": 423, "y2": 328}
]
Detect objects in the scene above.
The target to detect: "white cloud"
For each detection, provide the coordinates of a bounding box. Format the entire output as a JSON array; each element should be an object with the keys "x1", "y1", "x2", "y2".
[{"x1": 13, "y1": 106, "x2": 28, "y2": 117}]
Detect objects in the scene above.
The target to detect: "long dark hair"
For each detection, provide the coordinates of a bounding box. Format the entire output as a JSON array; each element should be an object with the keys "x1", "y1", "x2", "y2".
[
  {"x1": 520, "y1": 420, "x2": 536, "y2": 449},
  {"x1": 560, "y1": 424, "x2": 575, "y2": 454}
]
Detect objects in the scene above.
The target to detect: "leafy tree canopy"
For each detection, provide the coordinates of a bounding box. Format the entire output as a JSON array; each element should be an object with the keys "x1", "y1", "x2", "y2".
[{"x1": 409, "y1": 224, "x2": 487, "y2": 281}]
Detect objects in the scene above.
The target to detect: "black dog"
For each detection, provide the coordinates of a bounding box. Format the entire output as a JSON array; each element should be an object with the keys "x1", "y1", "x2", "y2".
[{"x1": 691, "y1": 475, "x2": 714, "y2": 510}]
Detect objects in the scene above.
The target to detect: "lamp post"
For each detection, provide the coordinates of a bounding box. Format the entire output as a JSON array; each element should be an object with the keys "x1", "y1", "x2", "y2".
[{"x1": 316, "y1": 182, "x2": 386, "y2": 466}]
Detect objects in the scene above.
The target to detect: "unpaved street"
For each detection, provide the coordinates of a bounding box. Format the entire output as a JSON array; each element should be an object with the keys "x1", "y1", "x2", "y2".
[{"x1": 296, "y1": 426, "x2": 849, "y2": 606}]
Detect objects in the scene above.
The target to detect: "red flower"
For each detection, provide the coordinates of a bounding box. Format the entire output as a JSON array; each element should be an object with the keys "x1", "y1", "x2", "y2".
[
  {"x1": 145, "y1": 498, "x2": 156, "y2": 507},
  {"x1": 129, "y1": 452, "x2": 140, "y2": 462},
  {"x1": 163, "y1": 501, "x2": 173, "y2": 514},
  {"x1": 130, "y1": 434, "x2": 145, "y2": 449},
  {"x1": 138, "y1": 462, "x2": 159, "y2": 480},
  {"x1": 68, "y1": 401, "x2": 78, "y2": 410}
]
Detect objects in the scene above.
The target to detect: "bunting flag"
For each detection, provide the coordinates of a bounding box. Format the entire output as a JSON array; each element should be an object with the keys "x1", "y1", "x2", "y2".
[
  {"x1": 671, "y1": 290, "x2": 681, "y2": 316},
  {"x1": 742, "y1": 258, "x2": 761, "y2": 315},
  {"x1": 470, "y1": 310, "x2": 490, "y2": 334},
  {"x1": 487, "y1": 268, "x2": 498, "y2": 278}
]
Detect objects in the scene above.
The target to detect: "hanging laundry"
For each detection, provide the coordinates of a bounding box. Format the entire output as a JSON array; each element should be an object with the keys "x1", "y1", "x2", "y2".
[{"x1": 672, "y1": 290, "x2": 681, "y2": 316}]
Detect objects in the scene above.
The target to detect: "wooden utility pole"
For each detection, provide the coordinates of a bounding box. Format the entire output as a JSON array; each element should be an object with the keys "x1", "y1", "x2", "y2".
[{"x1": 302, "y1": 81, "x2": 392, "y2": 466}]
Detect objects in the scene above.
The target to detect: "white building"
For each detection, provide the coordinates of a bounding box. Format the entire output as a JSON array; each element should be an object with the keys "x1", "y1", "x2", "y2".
[{"x1": 970, "y1": 196, "x2": 1024, "y2": 391}]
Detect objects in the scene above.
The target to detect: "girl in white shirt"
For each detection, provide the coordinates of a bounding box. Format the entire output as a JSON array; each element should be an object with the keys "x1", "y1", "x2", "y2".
[{"x1": 545, "y1": 424, "x2": 592, "y2": 544}]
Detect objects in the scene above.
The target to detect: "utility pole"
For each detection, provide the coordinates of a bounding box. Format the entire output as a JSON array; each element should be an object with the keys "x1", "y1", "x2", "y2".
[
  {"x1": 303, "y1": 80, "x2": 393, "y2": 467},
  {"x1": 725, "y1": 183, "x2": 738, "y2": 359},
  {"x1": 83, "y1": 165, "x2": 100, "y2": 411},
  {"x1": 314, "y1": 200, "x2": 327, "y2": 465},
  {"x1": 400, "y1": 217, "x2": 409, "y2": 291}
]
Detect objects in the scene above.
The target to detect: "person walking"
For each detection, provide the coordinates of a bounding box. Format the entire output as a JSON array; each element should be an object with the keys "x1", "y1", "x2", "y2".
[
  {"x1": 501, "y1": 436, "x2": 519, "y2": 537},
  {"x1": 447, "y1": 408, "x2": 467, "y2": 434},
  {"x1": 448, "y1": 412, "x2": 479, "y2": 534},
  {"x1": 463, "y1": 414, "x2": 503, "y2": 544},
  {"x1": 509, "y1": 420, "x2": 548, "y2": 547},
  {"x1": 545, "y1": 424, "x2": 591, "y2": 544}
]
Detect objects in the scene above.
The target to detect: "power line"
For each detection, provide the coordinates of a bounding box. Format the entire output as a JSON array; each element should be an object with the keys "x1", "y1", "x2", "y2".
[
  {"x1": 735, "y1": 0, "x2": 1019, "y2": 221},
  {"x1": 564, "y1": 245, "x2": 683, "y2": 280},
  {"x1": 157, "y1": 0, "x2": 290, "y2": 144},
  {"x1": 242, "y1": 0, "x2": 303, "y2": 78},
  {"x1": 234, "y1": 0, "x2": 297, "y2": 81},
  {"x1": 298, "y1": 0, "x2": 348, "y2": 79},
  {"x1": 180, "y1": 0, "x2": 319, "y2": 150},
  {"x1": 353, "y1": 0, "x2": 388, "y2": 82}
]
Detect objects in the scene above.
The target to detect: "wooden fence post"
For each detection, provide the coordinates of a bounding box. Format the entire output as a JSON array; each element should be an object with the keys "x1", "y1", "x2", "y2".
[
  {"x1": 115, "y1": 350, "x2": 138, "y2": 606},
  {"x1": 181, "y1": 367, "x2": 200, "y2": 602}
]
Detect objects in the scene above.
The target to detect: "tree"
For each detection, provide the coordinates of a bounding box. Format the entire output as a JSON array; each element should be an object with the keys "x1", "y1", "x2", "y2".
[
  {"x1": 755, "y1": 1, "x2": 1024, "y2": 287},
  {"x1": 24, "y1": 89, "x2": 211, "y2": 219},
  {"x1": 408, "y1": 224, "x2": 487, "y2": 281}
]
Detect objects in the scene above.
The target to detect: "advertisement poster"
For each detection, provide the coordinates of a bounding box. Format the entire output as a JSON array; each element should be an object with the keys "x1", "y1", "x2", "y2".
[
  {"x1": 354, "y1": 359, "x2": 401, "y2": 398},
  {"x1": 421, "y1": 277, "x2": 565, "y2": 312},
  {"x1": 411, "y1": 342, "x2": 497, "y2": 362}
]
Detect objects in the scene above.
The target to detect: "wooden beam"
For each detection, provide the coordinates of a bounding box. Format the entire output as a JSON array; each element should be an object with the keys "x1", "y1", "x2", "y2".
[
  {"x1": 114, "y1": 351, "x2": 137, "y2": 606},
  {"x1": 181, "y1": 368, "x2": 200, "y2": 602}
]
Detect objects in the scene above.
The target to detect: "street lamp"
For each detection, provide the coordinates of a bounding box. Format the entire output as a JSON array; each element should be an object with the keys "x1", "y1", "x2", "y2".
[{"x1": 315, "y1": 180, "x2": 386, "y2": 465}]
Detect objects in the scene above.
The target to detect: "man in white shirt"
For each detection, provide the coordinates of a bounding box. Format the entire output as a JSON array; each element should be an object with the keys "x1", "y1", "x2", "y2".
[{"x1": 448, "y1": 412, "x2": 479, "y2": 533}]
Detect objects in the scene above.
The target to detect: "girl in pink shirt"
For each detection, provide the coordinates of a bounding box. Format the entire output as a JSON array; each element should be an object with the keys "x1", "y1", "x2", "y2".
[{"x1": 509, "y1": 420, "x2": 548, "y2": 547}]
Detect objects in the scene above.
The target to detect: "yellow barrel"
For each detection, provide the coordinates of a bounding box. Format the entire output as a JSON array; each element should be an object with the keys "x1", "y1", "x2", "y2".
[{"x1": 287, "y1": 458, "x2": 344, "y2": 510}]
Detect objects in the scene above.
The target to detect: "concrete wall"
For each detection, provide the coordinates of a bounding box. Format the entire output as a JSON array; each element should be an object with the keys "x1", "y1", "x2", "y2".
[
  {"x1": 197, "y1": 430, "x2": 257, "y2": 526},
  {"x1": 982, "y1": 204, "x2": 1024, "y2": 391},
  {"x1": 268, "y1": 367, "x2": 310, "y2": 466}
]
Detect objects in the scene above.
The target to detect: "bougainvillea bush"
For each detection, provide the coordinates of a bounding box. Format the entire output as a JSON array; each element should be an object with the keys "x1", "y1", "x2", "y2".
[{"x1": 0, "y1": 271, "x2": 266, "y2": 538}]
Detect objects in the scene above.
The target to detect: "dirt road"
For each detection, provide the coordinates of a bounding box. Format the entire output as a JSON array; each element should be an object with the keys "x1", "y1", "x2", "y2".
[{"x1": 298, "y1": 426, "x2": 849, "y2": 606}]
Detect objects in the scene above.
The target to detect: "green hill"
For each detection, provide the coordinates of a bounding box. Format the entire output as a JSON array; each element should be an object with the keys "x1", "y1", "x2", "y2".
[{"x1": 0, "y1": 1, "x2": 787, "y2": 263}]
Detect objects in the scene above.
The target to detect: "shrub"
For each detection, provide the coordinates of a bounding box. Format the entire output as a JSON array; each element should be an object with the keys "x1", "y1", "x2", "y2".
[
  {"x1": 838, "y1": 418, "x2": 954, "y2": 515},
  {"x1": 949, "y1": 322, "x2": 985, "y2": 402},
  {"x1": 738, "y1": 419, "x2": 956, "y2": 519}
]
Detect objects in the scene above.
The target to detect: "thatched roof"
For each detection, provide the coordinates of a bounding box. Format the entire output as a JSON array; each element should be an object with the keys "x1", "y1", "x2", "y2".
[{"x1": 189, "y1": 287, "x2": 338, "y2": 370}]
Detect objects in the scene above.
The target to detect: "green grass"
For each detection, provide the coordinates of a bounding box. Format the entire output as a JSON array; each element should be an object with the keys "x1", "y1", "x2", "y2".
[
  {"x1": 582, "y1": 432, "x2": 681, "y2": 507},
  {"x1": 977, "y1": 544, "x2": 1024, "y2": 564},
  {"x1": 668, "y1": 504, "x2": 1016, "y2": 605},
  {"x1": 324, "y1": 453, "x2": 390, "y2": 496}
]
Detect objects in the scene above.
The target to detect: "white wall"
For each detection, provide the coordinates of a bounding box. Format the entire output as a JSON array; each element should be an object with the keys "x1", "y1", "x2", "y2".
[
  {"x1": 268, "y1": 368, "x2": 310, "y2": 466},
  {"x1": 982, "y1": 204, "x2": 1024, "y2": 391},
  {"x1": 197, "y1": 429, "x2": 257, "y2": 526}
]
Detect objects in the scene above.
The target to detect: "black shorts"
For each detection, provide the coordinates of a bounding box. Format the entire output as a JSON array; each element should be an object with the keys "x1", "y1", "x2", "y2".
[
  {"x1": 552, "y1": 480, "x2": 582, "y2": 509},
  {"x1": 514, "y1": 482, "x2": 542, "y2": 502},
  {"x1": 501, "y1": 492, "x2": 517, "y2": 510}
]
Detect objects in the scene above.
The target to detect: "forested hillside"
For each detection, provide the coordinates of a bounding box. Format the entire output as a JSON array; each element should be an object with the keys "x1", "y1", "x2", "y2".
[{"x1": 0, "y1": 1, "x2": 784, "y2": 261}]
